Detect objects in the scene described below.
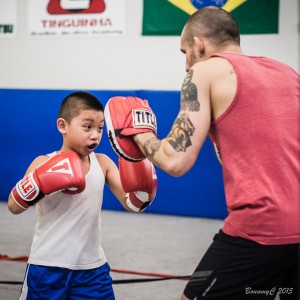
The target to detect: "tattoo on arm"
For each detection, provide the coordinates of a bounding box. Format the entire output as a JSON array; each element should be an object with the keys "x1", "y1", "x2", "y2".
[
  {"x1": 167, "y1": 113, "x2": 195, "y2": 152},
  {"x1": 144, "y1": 137, "x2": 161, "y2": 158},
  {"x1": 168, "y1": 69, "x2": 198, "y2": 152},
  {"x1": 181, "y1": 69, "x2": 200, "y2": 112}
]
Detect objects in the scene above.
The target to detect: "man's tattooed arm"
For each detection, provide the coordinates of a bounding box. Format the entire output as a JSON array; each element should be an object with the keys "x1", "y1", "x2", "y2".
[
  {"x1": 180, "y1": 69, "x2": 200, "y2": 112},
  {"x1": 141, "y1": 70, "x2": 200, "y2": 158},
  {"x1": 167, "y1": 113, "x2": 195, "y2": 152},
  {"x1": 143, "y1": 137, "x2": 162, "y2": 158},
  {"x1": 166, "y1": 69, "x2": 199, "y2": 152}
]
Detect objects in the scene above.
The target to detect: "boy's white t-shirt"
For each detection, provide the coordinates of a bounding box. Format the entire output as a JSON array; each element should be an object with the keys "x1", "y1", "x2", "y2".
[{"x1": 28, "y1": 152, "x2": 107, "y2": 270}]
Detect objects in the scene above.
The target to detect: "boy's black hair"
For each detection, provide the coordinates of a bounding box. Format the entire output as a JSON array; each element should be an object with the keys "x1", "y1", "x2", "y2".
[{"x1": 58, "y1": 91, "x2": 104, "y2": 123}]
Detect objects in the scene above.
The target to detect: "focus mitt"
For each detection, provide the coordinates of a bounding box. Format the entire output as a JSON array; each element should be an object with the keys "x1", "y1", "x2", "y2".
[{"x1": 104, "y1": 96, "x2": 157, "y2": 162}]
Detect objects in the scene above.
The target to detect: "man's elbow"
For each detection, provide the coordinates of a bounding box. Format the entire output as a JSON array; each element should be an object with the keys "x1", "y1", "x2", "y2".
[
  {"x1": 167, "y1": 168, "x2": 188, "y2": 177},
  {"x1": 160, "y1": 160, "x2": 191, "y2": 177}
]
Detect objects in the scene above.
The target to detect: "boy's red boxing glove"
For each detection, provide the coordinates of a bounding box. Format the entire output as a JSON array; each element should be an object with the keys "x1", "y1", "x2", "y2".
[
  {"x1": 11, "y1": 151, "x2": 86, "y2": 209},
  {"x1": 104, "y1": 96, "x2": 157, "y2": 162},
  {"x1": 119, "y1": 157, "x2": 157, "y2": 212}
]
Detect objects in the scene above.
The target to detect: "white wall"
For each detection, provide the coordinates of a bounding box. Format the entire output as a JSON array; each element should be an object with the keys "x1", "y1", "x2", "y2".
[{"x1": 0, "y1": 0, "x2": 299, "y2": 91}]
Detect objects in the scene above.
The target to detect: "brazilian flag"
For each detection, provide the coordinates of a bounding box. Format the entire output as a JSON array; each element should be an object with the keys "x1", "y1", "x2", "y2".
[{"x1": 142, "y1": 0, "x2": 279, "y2": 36}]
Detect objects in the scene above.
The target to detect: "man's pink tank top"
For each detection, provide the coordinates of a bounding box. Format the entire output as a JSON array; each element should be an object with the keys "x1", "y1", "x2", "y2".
[{"x1": 209, "y1": 53, "x2": 300, "y2": 245}]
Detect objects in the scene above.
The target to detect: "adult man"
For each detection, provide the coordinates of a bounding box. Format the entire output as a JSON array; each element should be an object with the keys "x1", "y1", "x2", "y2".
[{"x1": 105, "y1": 6, "x2": 299, "y2": 299}]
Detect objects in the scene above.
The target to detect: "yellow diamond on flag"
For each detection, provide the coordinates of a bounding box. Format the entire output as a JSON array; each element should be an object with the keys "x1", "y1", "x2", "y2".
[{"x1": 167, "y1": 0, "x2": 247, "y2": 14}]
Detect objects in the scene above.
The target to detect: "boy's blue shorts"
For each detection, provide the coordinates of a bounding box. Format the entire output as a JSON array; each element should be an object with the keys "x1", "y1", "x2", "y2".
[{"x1": 20, "y1": 262, "x2": 115, "y2": 300}]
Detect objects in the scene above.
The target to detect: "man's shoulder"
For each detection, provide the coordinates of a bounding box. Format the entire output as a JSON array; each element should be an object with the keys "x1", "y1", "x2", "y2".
[{"x1": 192, "y1": 56, "x2": 234, "y2": 78}]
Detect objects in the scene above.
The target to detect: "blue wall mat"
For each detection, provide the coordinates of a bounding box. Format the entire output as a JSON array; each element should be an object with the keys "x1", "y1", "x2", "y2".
[{"x1": 0, "y1": 89, "x2": 227, "y2": 219}]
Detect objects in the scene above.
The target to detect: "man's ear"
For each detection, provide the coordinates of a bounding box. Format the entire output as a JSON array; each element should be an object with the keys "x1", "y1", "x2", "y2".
[
  {"x1": 57, "y1": 118, "x2": 68, "y2": 134},
  {"x1": 193, "y1": 36, "x2": 205, "y2": 56}
]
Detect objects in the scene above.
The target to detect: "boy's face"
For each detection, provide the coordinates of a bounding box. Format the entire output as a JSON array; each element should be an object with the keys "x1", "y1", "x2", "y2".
[{"x1": 60, "y1": 109, "x2": 104, "y2": 156}]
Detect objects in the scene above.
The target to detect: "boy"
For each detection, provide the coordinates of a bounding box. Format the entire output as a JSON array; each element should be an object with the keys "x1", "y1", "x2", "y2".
[{"x1": 8, "y1": 91, "x2": 157, "y2": 299}]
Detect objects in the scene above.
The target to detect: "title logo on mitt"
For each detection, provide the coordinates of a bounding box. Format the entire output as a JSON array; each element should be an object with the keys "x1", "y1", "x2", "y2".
[{"x1": 132, "y1": 109, "x2": 157, "y2": 133}]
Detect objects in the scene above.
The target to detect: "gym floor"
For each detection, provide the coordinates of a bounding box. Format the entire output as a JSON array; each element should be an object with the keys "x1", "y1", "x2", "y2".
[{"x1": 0, "y1": 202, "x2": 280, "y2": 300}]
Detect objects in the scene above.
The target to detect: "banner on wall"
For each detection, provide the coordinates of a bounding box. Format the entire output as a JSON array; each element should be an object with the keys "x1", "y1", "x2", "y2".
[
  {"x1": 0, "y1": 0, "x2": 17, "y2": 38},
  {"x1": 28, "y1": 0, "x2": 126, "y2": 37},
  {"x1": 142, "y1": 0, "x2": 279, "y2": 36}
]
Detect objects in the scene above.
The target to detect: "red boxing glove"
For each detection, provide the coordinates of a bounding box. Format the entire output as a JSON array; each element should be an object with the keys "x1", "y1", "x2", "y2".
[
  {"x1": 119, "y1": 157, "x2": 157, "y2": 212},
  {"x1": 11, "y1": 151, "x2": 86, "y2": 209},
  {"x1": 104, "y1": 96, "x2": 157, "y2": 162}
]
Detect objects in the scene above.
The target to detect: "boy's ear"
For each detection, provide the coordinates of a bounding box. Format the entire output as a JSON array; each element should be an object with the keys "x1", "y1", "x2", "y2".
[{"x1": 57, "y1": 118, "x2": 68, "y2": 134}]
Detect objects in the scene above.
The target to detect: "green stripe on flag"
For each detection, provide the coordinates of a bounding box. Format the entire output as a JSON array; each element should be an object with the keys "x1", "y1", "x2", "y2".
[
  {"x1": 142, "y1": 0, "x2": 189, "y2": 36},
  {"x1": 142, "y1": 0, "x2": 279, "y2": 36},
  {"x1": 231, "y1": 0, "x2": 279, "y2": 34}
]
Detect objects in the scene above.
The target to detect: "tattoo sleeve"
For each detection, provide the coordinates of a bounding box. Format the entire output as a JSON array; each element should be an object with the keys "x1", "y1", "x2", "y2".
[
  {"x1": 166, "y1": 69, "x2": 198, "y2": 152},
  {"x1": 180, "y1": 69, "x2": 200, "y2": 112},
  {"x1": 143, "y1": 137, "x2": 162, "y2": 158},
  {"x1": 167, "y1": 113, "x2": 195, "y2": 152}
]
